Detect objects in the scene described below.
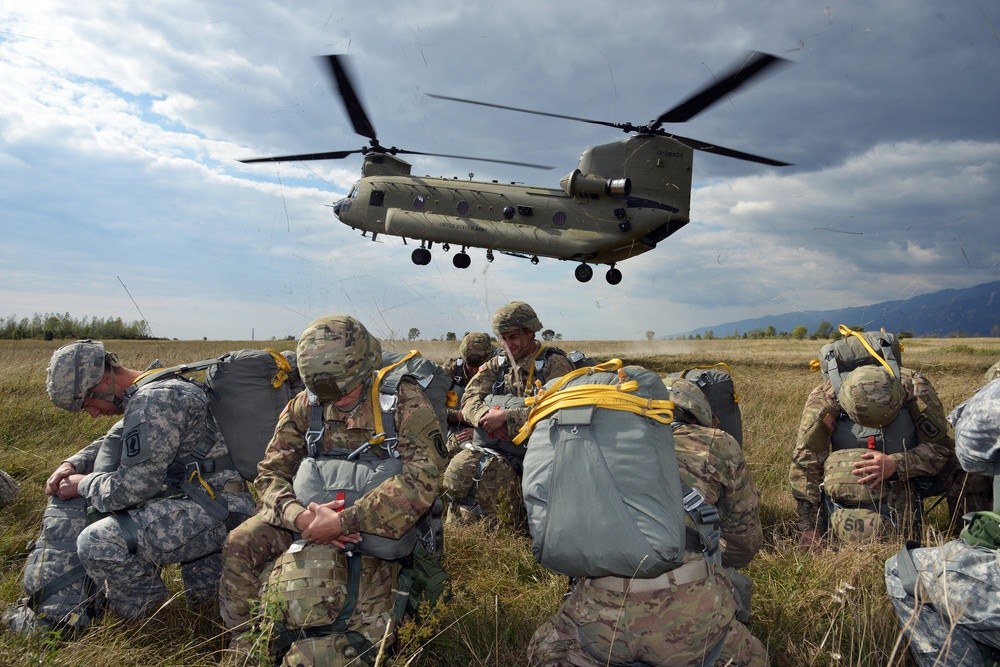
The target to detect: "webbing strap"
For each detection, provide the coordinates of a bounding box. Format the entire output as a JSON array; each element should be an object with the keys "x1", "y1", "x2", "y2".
[
  {"x1": 369, "y1": 351, "x2": 419, "y2": 448},
  {"x1": 27, "y1": 563, "x2": 88, "y2": 611},
  {"x1": 896, "y1": 540, "x2": 923, "y2": 598},
  {"x1": 513, "y1": 360, "x2": 674, "y2": 445},
  {"x1": 681, "y1": 483, "x2": 721, "y2": 564},
  {"x1": 111, "y1": 510, "x2": 140, "y2": 555}
]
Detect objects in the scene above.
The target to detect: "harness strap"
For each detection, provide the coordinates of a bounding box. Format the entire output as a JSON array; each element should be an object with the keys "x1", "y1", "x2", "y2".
[
  {"x1": 111, "y1": 510, "x2": 140, "y2": 555},
  {"x1": 681, "y1": 483, "x2": 722, "y2": 564},
  {"x1": 27, "y1": 563, "x2": 88, "y2": 611},
  {"x1": 896, "y1": 540, "x2": 923, "y2": 598}
]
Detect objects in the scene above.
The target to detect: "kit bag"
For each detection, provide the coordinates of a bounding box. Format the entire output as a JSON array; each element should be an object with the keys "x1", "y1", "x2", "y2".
[
  {"x1": 131, "y1": 348, "x2": 293, "y2": 481},
  {"x1": 668, "y1": 362, "x2": 743, "y2": 446},
  {"x1": 518, "y1": 360, "x2": 719, "y2": 578},
  {"x1": 814, "y1": 325, "x2": 902, "y2": 392},
  {"x1": 379, "y1": 350, "x2": 452, "y2": 437}
]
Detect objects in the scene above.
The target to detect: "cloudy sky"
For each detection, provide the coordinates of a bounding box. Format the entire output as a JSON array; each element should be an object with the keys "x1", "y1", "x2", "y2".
[{"x1": 2, "y1": 1, "x2": 998, "y2": 341}]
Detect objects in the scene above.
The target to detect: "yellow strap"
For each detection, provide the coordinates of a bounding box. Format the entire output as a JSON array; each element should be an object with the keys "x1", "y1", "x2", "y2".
[
  {"x1": 267, "y1": 349, "x2": 292, "y2": 388},
  {"x1": 188, "y1": 469, "x2": 216, "y2": 500},
  {"x1": 809, "y1": 326, "x2": 899, "y2": 377},
  {"x1": 368, "y1": 350, "x2": 420, "y2": 445},
  {"x1": 680, "y1": 362, "x2": 739, "y2": 404},
  {"x1": 523, "y1": 343, "x2": 550, "y2": 393},
  {"x1": 512, "y1": 359, "x2": 675, "y2": 445}
]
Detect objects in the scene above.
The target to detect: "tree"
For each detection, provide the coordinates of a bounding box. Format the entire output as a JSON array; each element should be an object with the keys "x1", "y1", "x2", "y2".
[
  {"x1": 764, "y1": 325, "x2": 777, "y2": 338},
  {"x1": 813, "y1": 321, "x2": 834, "y2": 339},
  {"x1": 791, "y1": 325, "x2": 808, "y2": 340},
  {"x1": 445, "y1": 332, "x2": 457, "y2": 341},
  {"x1": 408, "y1": 328, "x2": 420, "y2": 341},
  {"x1": 541, "y1": 329, "x2": 556, "y2": 341},
  {"x1": 645, "y1": 331, "x2": 655, "y2": 341}
]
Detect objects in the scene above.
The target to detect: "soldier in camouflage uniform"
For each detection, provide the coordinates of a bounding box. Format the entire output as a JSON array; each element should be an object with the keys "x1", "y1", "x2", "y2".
[
  {"x1": 38, "y1": 340, "x2": 255, "y2": 619},
  {"x1": 790, "y1": 364, "x2": 990, "y2": 549},
  {"x1": 527, "y1": 377, "x2": 767, "y2": 666},
  {"x1": 218, "y1": 315, "x2": 446, "y2": 665},
  {"x1": 440, "y1": 332, "x2": 496, "y2": 456},
  {"x1": 885, "y1": 378, "x2": 1000, "y2": 667},
  {"x1": 442, "y1": 302, "x2": 573, "y2": 523}
]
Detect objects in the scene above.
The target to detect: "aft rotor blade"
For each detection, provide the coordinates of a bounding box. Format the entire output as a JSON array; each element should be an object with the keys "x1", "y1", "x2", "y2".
[
  {"x1": 667, "y1": 133, "x2": 791, "y2": 166},
  {"x1": 427, "y1": 93, "x2": 629, "y2": 132},
  {"x1": 239, "y1": 149, "x2": 362, "y2": 164},
  {"x1": 654, "y1": 52, "x2": 789, "y2": 126},
  {"x1": 395, "y1": 147, "x2": 553, "y2": 170},
  {"x1": 321, "y1": 55, "x2": 378, "y2": 141}
]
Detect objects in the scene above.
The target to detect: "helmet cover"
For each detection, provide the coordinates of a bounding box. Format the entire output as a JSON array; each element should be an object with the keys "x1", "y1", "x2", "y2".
[
  {"x1": 492, "y1": 301, "x2": 542, "y2": 336},
  {"x1": 838, "y1": 366, "x2": 904, "y2": 428},
  {"x1": 662, "y1": 376, "x2": 713, "y2": 427},
  {"x1": 296, "y1": 315, "x2": 382, "y2": 401},
  {"x1": 46, "y1": 339, "x2": 113, "y2": 412},
  {"x1": 458, "y1": 332, "x2": 494, "y2": 367}
]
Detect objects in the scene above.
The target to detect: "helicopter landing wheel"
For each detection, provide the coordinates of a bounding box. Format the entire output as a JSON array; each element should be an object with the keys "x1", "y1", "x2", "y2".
[
  {"x1": 575, "y1": 264, "x2": 593, "y2": 283},
  {"x1": 606, "y1": 267, "x2": 622, "y2": 285},
  {"x1": 453, "y1": 252, "x2": 471, "y2": 269},
  {"x1": 411, "y1": 247, "x2": 432, "y2": 266},
  {"x1": 486, "y1": 249, "x2": 495, "y2": 263}
]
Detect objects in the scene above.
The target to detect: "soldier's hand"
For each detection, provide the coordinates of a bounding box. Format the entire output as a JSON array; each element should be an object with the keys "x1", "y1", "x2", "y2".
[
  {"x1": 853, "y1": 451, "x2": 897, "y2": 488},
  {"x1": 56, "y1": 475, "x2": 84, "y2": 500},
  {"x1": 456, "y1": 427, "x2": 474, "y2": 444},
  {"x1": 45, "y1": 462, "x2": 77, "y2": 496},
  {"x1": 478, "y1": 408, "x2": 507, "y2": 436},
  {"x1": 301, "y1": 500, "x2": 363, "y2": 549}
]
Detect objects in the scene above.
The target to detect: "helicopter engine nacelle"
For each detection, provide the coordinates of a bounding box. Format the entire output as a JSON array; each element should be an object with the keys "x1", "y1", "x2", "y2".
[{"x1": 559, "y1": 169, "x2": 631, "y2": 198}]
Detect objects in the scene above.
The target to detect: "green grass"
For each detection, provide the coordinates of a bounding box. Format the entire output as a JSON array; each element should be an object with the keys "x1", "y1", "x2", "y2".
[{"x1": 1, "y1": 337, "x2": 997, "y2": 666}]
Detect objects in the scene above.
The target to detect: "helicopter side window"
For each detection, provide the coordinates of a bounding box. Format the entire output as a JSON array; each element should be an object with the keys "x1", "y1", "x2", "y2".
[{"x1": 369, "y1": 190, "x2": 385, "y2": 207}]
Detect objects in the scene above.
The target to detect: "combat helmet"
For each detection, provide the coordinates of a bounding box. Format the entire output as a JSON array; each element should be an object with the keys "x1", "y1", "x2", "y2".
[
  {"x1": 46, "y1": 339, "x2": 117, "y2": 412},
  {"x1": 458, "y1": 332, "x2": 494, "y2": 367},
  {"x1": 662, "y1": 376, "x2": 713, "y2": 427},
  {"x1": 492, "y1": 301, "x2": 542, "y2": 337},
  {"x1": 837, "y1": 365, "x2": 904, "y2": 428},
  {"x1": 296, "y1": 315, "x2": 382, "y2": 402}
]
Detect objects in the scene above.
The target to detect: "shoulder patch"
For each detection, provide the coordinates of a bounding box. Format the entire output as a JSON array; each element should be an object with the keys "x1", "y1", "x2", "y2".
[
  {"x1": 915, "y1": 414, "x2": 942, "y2": 439},
  {"x1": 822, "y1": 413, "x2": 837, "y2": 433},
  {"x1": 121, "y1": 420, "x2": 152, "y2": 465},
  {"x1": 433, "y1": 433, "x2": 448, "y2": 460}
]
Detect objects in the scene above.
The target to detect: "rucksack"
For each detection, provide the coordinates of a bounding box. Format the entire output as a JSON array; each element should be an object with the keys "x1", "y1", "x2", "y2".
[
  {"x1": 378, "y1": 350, "x2": 452, "y2": 438},
  {"x1": 516, "y1": 359, "x2": 720, "y2": 578},
  {"x1": 667, "y1": 362, "x2": 744, "y2": 446},
  {"x1": 131, "y1": 348, "x2": 293, "y2": 481},
  {"x1": 813, "y1": 325, "x2": 901, "y2": 393},
  {"x1": 566, "y1": 349, "x2": 597, "y2": 369}
]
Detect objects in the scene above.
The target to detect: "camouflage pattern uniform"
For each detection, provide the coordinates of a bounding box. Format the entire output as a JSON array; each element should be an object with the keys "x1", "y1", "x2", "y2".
[
  {"x1": 444, "y1": 305, "x2": 573, "y2": 523},
  {"x1": 885, "y1": 378, "x2": 1000, "y2": 667},
  {"x1": 527, "y1": 379, "x2": 767, "y2": 667},
  {"x1": 789, "y1": 367, "x2": 988, "y2": 541},
  {"x1": 441, "y1": 332, "x2": 496, "y2": 456},
  {"x1": 219, "y1": 326, "x2": 446, "y2": 657},
  {"x1": 66, "y1": 365, "x2": 254, "y2": 618}
]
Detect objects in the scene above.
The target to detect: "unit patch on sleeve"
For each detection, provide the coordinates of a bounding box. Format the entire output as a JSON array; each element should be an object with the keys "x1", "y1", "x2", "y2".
[
  {"x1": 915, "y1": 414, "x2": 942, "y2": 440},
  {"x1": 121, "y1": 419, "x2": 152, "y2": 465}
]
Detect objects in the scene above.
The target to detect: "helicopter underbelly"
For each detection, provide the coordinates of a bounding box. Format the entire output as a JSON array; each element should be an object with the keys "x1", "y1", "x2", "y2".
[{"x1": 384, "y1": 208, "x2": 616, "y2": 259}]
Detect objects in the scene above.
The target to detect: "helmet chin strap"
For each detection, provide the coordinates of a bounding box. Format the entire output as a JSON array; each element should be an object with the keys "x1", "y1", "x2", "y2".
[{"x1": 87, "y1": 367, "x2": 124, "y2": 410}]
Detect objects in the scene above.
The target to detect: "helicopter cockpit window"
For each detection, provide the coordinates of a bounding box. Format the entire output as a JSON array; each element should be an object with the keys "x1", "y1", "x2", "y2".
[
  {"x1": 413, "y1": 196, "x2": 426, "y2": 210},
  {"x1": 369, "y1": 190, "x2": 385, "y2": 207},
  {"x1": 347, "y1": 181, "x2": 359, "y2": 199},
  {"x1": 552, "y1": 211, "x2": 567, "y2": 227}
]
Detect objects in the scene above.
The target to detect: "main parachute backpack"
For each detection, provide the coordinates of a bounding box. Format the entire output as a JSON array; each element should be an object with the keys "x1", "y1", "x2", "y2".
[
  {"x1": 667, "y1": 362, "x2": 743, "y2": 446},
  {"x1": 517, "y1": 360, "x2": 719, "y2": 578},
  {"x1": 813, "y1": 325, "x2": 902, "y2": 392}
]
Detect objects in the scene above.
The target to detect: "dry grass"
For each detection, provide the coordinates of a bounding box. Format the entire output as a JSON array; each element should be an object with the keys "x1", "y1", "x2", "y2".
[{"x1": 1, "y1": 337, "x2": 998, "y2": 666}]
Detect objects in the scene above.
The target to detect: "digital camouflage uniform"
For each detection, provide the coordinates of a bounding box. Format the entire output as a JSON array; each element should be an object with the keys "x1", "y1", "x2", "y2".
[
  {"x1": 789, "y1": 367, "x2": 988, "y2": 541},
  {"x1": 69, "y1": 368, "x2": 255, "y2": 618},
  {"x1": 885, "y1": 378, "x2": 1000, "y2": 667},
  {"x1": 527, "y1": 415, "x2": 767, "y2": 666},
  {"x1": 218, "y1": 381, "x2": 446, "y2": 650}
]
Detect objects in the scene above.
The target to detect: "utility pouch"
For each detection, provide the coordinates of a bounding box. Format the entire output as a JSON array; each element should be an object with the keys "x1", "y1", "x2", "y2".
[
  {"x1": 400, "y1": 545, "x2": 451, "y2": 622},
  {"x1": 961, "y1": 511, "x2": 1000, "y2": 550}
]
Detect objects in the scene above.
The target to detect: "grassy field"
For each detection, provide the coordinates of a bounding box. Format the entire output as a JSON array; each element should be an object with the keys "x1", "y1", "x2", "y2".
[{"x1": 0, "y1": 337, "x2": 997, "y2": 666}]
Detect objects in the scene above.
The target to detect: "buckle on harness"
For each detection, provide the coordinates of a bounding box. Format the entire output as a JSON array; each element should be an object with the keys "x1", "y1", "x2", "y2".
[{"x1": 187, "y1": 468, "x2": 216, "y2": 501}]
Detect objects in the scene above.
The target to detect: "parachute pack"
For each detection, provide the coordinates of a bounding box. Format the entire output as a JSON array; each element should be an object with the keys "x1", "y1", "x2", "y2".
[
  {"x1": 130, "y1": 348, "x2": 294, "y2": 481},
  {"x1": 517, "y1": 360, "x2": 720, "y2": 578},
  {"x1": 813, "y1": 325, "x2": 902, "y2": 393},
  {"x1": 667, "y1": 362, "x2": 744, "y2": 446}
]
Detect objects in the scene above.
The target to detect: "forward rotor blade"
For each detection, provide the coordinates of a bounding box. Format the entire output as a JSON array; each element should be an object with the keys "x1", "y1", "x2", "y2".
[
  {"x1": 395, "y1": 147, "x2": 553, "y2": 170},
  {"x1": 654, "y1": 52, "x2": 789, "y2": 126},
  {"x1": 239, "y1": 149, "x2": 362, "y2": 164},
  {"x1": 427, "y1": 93, "x2": 627, "y2": 132},
  {"x1": 667, "y1": 133, "x2": 791, "y2": 166},
  {"x1": 321, "y1": 55, "x2": 378, "y2": 141}
]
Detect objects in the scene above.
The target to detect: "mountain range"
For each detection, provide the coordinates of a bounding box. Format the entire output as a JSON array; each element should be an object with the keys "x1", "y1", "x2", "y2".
[{"x1": 678, "y1": 280, "x2": 1000, "y2": 338}]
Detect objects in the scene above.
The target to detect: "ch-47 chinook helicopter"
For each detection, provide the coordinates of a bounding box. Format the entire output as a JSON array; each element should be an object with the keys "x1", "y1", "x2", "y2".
[{"x1": 240, "y1": 53, "x2": 790, "y2": 285}]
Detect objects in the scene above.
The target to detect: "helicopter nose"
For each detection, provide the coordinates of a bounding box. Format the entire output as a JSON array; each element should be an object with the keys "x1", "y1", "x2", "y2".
[{"x1": 333, "y1": 198, "x2": 345, "y2": 218}]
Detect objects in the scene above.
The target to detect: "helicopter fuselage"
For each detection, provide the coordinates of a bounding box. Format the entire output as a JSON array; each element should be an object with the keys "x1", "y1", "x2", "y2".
[{"x1": 334, "y1": 135, "x2": 694, "y2": 269}]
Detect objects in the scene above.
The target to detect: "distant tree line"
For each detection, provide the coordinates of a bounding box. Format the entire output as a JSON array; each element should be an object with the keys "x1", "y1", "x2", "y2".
[
  {"x1": 677, "y1": 322, "x2": 919, "y2": 341},
  {"x1": 0, "y1": 313, "x2": 153, "y2": 340}
]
